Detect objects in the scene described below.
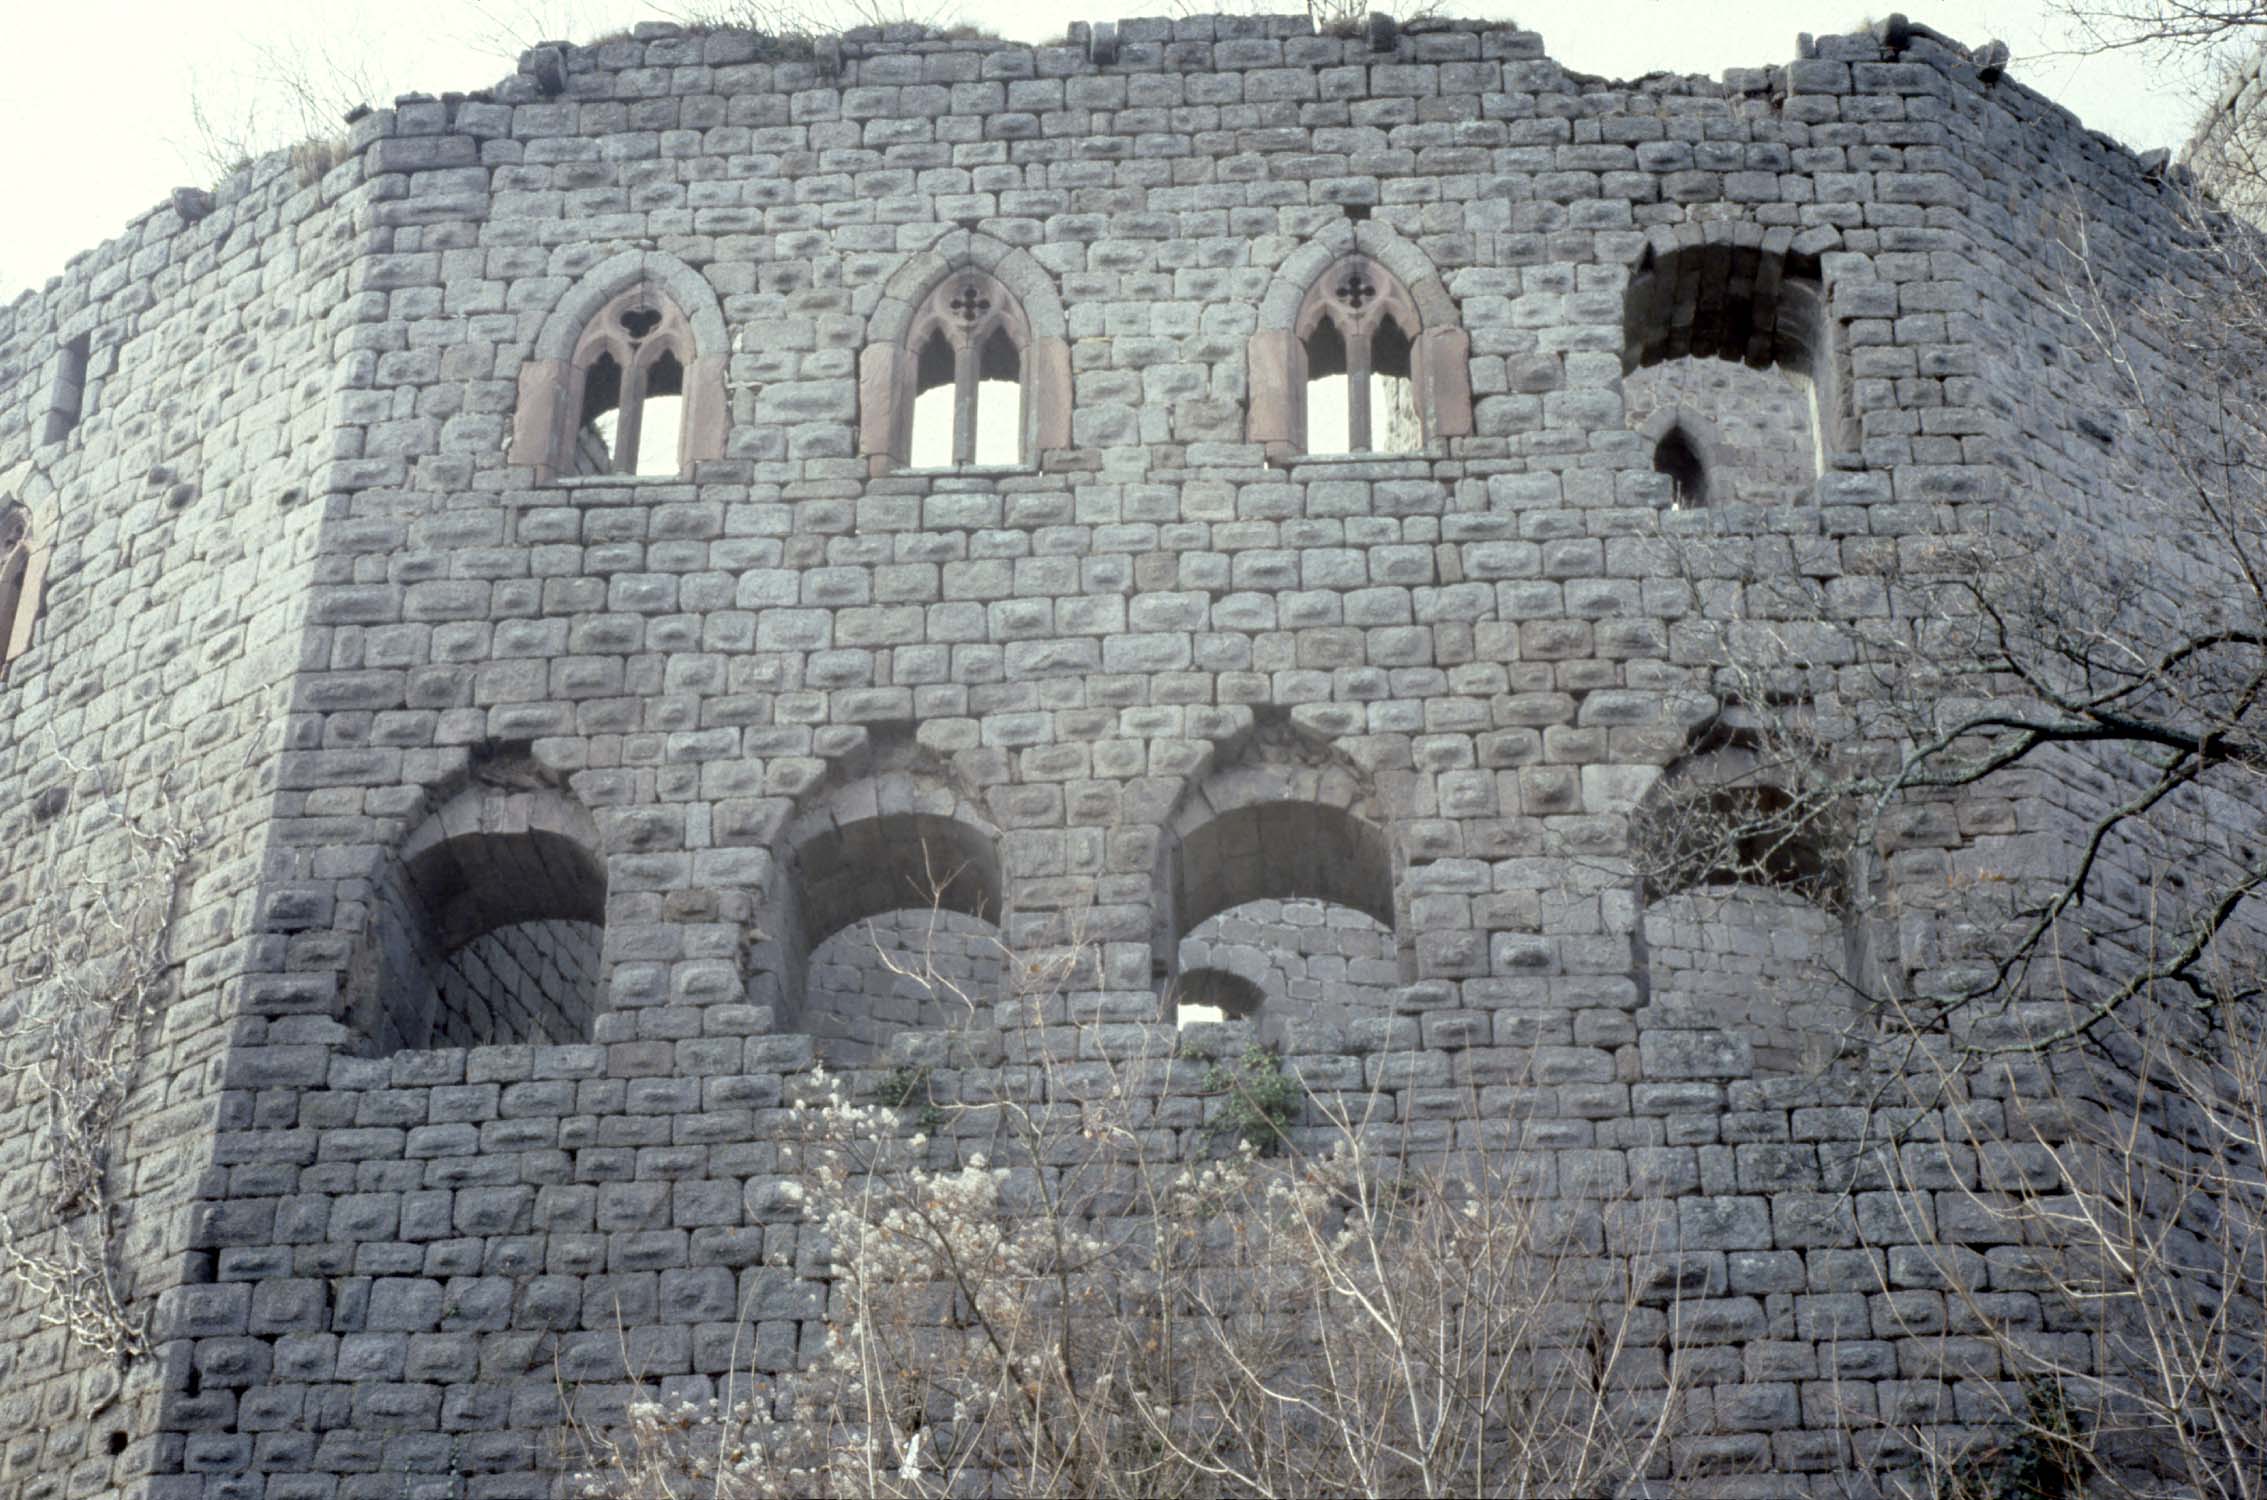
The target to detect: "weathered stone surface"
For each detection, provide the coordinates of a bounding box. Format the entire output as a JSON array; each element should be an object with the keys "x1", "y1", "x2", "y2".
[{"x1": 0, "y1": 12, "x2": 2229, "y2": 1497}]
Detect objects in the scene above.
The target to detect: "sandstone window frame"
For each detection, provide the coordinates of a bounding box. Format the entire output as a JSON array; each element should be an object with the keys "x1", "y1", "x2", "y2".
[
  {"x1": 0, "y1": 506, "x2": 35, "y2": 676},
  {"x1": 0, "y1": 471, "x2": 55, "y2": 680},
  {"x1": 861, "y1": 233, "x2": 1073, "y2": 477},
  {"x1": 906, "y1": 269, "x2": 1033, "y2": 468},
  {"x1": 1248, "y1": 226, "x2": 1472, "y2": 462},
  {"x1": 510, "y1": 252, "x2": 730, "y2": 484}
]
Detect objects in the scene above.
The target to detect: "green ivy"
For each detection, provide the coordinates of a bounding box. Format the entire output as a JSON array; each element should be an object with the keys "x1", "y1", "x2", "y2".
[
  {"x1": 873, "y1": 1063, "x2": 947, "y2": 1136},
  {"x1": 1938, "y1": 1381, "x2": 2086, "y2": 1500},
  {"x1": 1203, "y1": 1046, "x2": 1301, "y2": 1155}
]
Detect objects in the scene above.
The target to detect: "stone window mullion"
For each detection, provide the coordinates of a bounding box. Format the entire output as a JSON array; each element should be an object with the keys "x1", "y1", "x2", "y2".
[
  {"x1": 613, "y1": 352, "x2": 652, "y2": 474},
  {"x1": 952, "y1": 332, "x2": 981, "y2": 468},
  {"x1": 1345, "y1": 321, "x2": 1375, "y2": 453}
]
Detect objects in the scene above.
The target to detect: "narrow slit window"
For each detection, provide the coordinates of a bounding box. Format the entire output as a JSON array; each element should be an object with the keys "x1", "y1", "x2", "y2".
[
  {"x1": 910, "y1": 330, "x2": 958, "y2": 468},
  {"x1": 43, "y1": 334, "x2": 90, "y2": 444},
  {"x1": 1654, "y1": 426, "x2": 1707, "y2": 506},
  {"x1": 577, "y1": 353, "x2": 623, "y2": 476}
]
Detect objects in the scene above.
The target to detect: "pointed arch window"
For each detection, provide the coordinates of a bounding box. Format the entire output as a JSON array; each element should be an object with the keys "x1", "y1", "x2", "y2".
[
  {"x1": 1296, "y1": 257, "x2": 1425, "y2": 455},
  {"x1": 1249, "y1": 247, "x2": 1470, "y2": 461},
  {"x1": 565, "y1": 288, "x2": 696, "y2": 477},
  {"x1": 898, "y1": 271, "x2": 1032, "y2": 469},
  {"x1": 510, "y1": 267, "x2": 727, "y2": 484},
  {"x1": 0, "y1": 502, "x2": 45, "y2": 678},
  {"x1": 1653, "y1": 425, "x2": 1707, "y2": 506}
]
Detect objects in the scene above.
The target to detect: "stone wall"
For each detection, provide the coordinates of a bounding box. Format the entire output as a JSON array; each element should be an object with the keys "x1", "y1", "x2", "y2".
[
  {"x1": 0, "y1": 136, "x2": 374, "y2": 1488},
  {"x1": 0, "y1": 8, "x2": 2249, "y2": 1496}
]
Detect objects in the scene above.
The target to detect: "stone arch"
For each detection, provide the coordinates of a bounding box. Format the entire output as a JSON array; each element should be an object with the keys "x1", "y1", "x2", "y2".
[
  {"x1": 348, "y1": 754, "x2": 610, "y2": 1054},
  {"x1": 1173, "y1": 966, "x2": 1266, "y2": 1020},
  {"x1": 1249, "y1": 221, "x2": 1472, "y2": 458},
  {"x1": 760, "y1": 733, "x2": 1009, "y2": 1064},
  {"x1": 509, "y1": 250, "x2": 729, "y2": 481},
  {"x1": 1621, "y1": 224, "x2": 1859, "y2": 484},
  {"x1": 1153, "y1": 709, "x2": 1408, "y2": 1030},
  {"x1": 1631, "y1": 728, "x2": 1860, "y2": 1078},
  {"x1": 860, "y1": 232, "x2": 1072, "y2": 475},
  {"x1": 0, "y1": 464, "x2": 58, "y2": 676}
]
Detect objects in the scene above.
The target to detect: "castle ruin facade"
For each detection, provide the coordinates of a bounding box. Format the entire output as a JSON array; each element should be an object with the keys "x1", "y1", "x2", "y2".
[{"x1": 0, "y1": 10, "x2": 2238, "y2": 1495}]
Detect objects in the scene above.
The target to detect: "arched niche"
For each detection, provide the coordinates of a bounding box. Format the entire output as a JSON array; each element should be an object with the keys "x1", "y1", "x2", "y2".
[
  {"x1": 508, "y1": 251, "x2": 730, "y2": 482},
  {"x1": 1248, "y1": 221, "x2": 1472, "y2": 461},
  {"x1": 1172, "y1": 901, "x2": 1402, "y2": 1030},
  {"x1": 1631, "y1": 732, "x2": 1860, "y2": 1078},
  {"x1": 1620, "y1": 226, "x2": 1859, "y2": 494},
  {"x1": 1153, "y1": 710, "x2": 1408, "y2": 1033},
  {"x1": 349, "y1": 764, "x2": 610, "y2": 1053},
  {"x1": 763, "y1": 759, "x2": 1008, "y2": 1067}
]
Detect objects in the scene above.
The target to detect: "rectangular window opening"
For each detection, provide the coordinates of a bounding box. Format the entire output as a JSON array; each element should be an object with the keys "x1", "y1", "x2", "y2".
[{"x1": 43, "y1": 334, "x2": 90, "y2": 444}]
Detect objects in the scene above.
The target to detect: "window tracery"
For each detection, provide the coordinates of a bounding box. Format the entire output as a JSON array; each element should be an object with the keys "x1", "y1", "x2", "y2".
[
  {"x1": 897, "y1": 270, "x2": 1032, "y2": 469},
  {"x1": 565, "y1": 287, "x2": 697, "y2": 477},
  {"x1": 1248, "y1": 243, "x2": 1471, "y2": 460},
  {"x1": 1297, "y1": 256, "x2": 1423, "y2": 455},
  {"x1": 508, "y1": 257, "x2": 729, "y2": 483}
]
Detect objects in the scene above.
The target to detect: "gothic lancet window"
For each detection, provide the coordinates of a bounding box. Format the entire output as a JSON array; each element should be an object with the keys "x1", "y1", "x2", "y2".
[
  {"x1": 567, "y1": 289, "x2": 695, "y2": 477},
  {"x1": 1298, "y1": 257, "x2": 1423, "y2": 455},
  {"x1": 903, "y1": 271, "x2": 1030, "y2": 469},
  {"x1": 1248, "y1": 243, "x2": 1469, "y2": 461},
  {"x1": 509, "y1": 254, "x2": 730, "y2": 484}
]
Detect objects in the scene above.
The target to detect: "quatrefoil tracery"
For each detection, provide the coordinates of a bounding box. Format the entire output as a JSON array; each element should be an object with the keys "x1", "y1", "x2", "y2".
[
  {"x1": 1334, "y1": 265, "x2": 1378, "y2": 312},
  {"x1": 949, "y1": 283, "x2": 992, "y2": 325}
]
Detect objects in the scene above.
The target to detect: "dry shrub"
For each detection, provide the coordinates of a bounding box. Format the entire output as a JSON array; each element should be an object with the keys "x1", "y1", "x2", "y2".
[{"x1": 571, "y1": 980, "x2": 1692, "y2": 1497}]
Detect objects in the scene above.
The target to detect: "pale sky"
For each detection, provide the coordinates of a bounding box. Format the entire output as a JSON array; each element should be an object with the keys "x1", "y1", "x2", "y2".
[{"x1": 0, "y1": 1, "x2": 2228, "y2": 302}]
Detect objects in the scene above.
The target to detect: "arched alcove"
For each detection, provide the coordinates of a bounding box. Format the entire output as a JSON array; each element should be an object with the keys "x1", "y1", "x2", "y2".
[
  {"x1": 1154, "y1": 711, "x2": 1408, "y2": 1033},
  {"x1": 1621, "y1": 228, "x2": 1857, "y2": 500},
  {"x1": 349, "y1": 765, "x2": 609, "y2": 1054},
  {"x1": 1632, "y1": 734, "x2": 1858, "y2": 1078},
  {"x1": 764, "y1": 760, "x2": 1009, "y2": 1066},
  {"x1": 1173, "y1": 900, "x2": 1399, "y2": 1028}
]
